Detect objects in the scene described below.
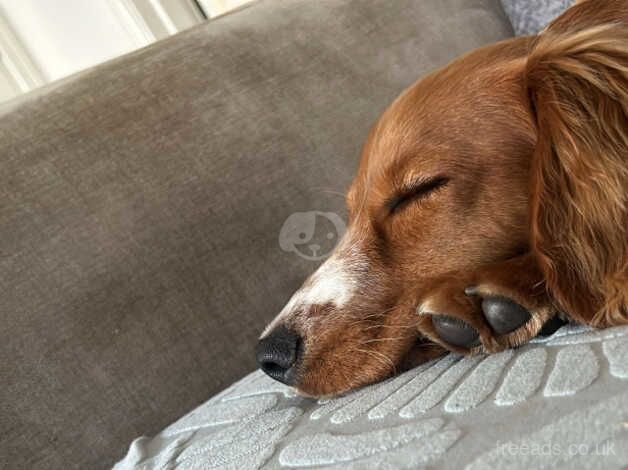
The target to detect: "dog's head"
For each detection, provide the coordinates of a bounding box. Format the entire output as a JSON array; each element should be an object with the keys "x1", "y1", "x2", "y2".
[
  {"x1": 258, "y1": 40, "x2": 534, "y2": 396},
  {"x1": 257, "y1": 0, "x2": 628, "y2": 396}
]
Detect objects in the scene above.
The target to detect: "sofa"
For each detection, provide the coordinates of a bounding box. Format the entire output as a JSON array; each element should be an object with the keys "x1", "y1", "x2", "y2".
[{"x1": 4, "y1": 0, "x2": 626, "y2": 469}]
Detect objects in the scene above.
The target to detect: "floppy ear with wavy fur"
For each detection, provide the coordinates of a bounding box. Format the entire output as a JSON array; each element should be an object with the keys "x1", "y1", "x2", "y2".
[{"x1": 525, "y1": 5, "x2": 627, "y2": 326}]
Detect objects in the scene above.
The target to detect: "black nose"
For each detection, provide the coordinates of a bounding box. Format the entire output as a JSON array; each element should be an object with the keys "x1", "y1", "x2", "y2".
[{"x1": 256, "y1": 326, "x2": 301, "y2": 385}]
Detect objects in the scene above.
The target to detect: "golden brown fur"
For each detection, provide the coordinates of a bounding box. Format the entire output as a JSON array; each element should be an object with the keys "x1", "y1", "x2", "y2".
[
  {"x1": 527, "y1": 12, "x2": 628, "y2": 326},
  {"x1": 261, "y1": 0, "x2": 628, "y2": 397}
]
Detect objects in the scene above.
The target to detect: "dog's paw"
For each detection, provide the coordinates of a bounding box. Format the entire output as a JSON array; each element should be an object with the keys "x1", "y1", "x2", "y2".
[
  {"x1": 464, "y1": 288, "x2": 532, "y2": 335},
  {"x1": 416, "y1": 253, "x2": 557, "y2": 354}
]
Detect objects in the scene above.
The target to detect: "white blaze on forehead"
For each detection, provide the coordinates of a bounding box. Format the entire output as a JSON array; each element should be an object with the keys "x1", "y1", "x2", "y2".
[
  {"x1": 299, "y1": 257, "x2": 358, "y2": 307},
  {"x1": 262, "y1": 233, "x2": 368, "y2": 337}
]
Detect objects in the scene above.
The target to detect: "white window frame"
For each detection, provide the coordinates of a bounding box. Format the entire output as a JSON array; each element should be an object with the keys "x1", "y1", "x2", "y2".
[
  {"x1": 0, "y1": 0, "x2": 253, "y2": 103},
  {"x1": 109, "y1": 0, "x2": 207, "y2": 42},
  {"x1": 0, "y1": 11, "x2": 44, "y2": 100}
]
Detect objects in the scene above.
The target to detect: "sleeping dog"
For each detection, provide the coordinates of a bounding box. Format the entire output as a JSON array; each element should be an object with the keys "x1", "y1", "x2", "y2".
[{"x1": 257, "y1": 0, "x2": 627, "y2": 397}]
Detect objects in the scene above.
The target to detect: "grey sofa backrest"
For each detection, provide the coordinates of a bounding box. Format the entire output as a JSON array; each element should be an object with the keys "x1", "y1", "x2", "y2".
[{"x1": 0, "y1": 0, "x2": 513, "y2": 468}]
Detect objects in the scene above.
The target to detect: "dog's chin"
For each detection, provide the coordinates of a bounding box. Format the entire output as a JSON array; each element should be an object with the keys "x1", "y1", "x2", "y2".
[
  {"x1": 293, "y1": 379, "x2": 377, "y2": 399},
  {"x1": 290, "y1": 338, "x2": 445, "y2": 398},
  {"x1": 291, "y1": 387, "x2": 337, "y2": 400},
  {"x1": 290, "y1": 362, "x2": 395, "y2": 398}
]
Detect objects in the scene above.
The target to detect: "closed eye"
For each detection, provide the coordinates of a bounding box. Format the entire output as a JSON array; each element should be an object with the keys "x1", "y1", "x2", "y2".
[{"x1": 386, "y1": 176, "x2": 449, "y2": 214}]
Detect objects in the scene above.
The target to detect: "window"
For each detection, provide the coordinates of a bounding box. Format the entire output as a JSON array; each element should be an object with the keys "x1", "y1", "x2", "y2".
[{"x1": 0, "y1": 0, "x2": 254, "y2": 103}]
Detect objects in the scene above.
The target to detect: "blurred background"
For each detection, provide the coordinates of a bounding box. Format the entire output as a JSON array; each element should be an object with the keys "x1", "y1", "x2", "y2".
[{"x1": 0, "y1": 0, "x2": 252, "y2": 103}]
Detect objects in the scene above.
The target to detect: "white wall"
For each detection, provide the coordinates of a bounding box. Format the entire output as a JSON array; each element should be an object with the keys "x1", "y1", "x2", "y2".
[
  {"x1": 0, "y1": 0, "x2": 147, "y2": 82},
  {"x1": 0, "y1": 61, "x2": 19, "y2": 99}
]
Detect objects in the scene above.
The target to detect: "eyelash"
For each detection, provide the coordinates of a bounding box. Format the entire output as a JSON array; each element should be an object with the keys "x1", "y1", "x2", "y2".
[{"x1": 388, "y1": 176, "x2": 449, "y2": 214}]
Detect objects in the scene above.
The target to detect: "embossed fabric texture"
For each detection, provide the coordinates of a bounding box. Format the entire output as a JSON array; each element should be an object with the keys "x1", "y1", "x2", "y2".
[
  {"x1": 0, "y1": 0, "x2": 513, "y2": 468},
  {"x1": 116, "y1": 325, "x2": 628, "y2": 469},
  {"x1": 500, "y1": 0, "x2": 573, "y2": 35}
]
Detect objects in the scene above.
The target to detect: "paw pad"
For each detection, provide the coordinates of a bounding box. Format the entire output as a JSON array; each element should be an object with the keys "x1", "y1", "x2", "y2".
[
  {"x1": 432, "y1": 315, "x2": 480, "y2": 348},
  {"x1": 424, "y1": 290, "x2": 534, "y2": 350},
  {"x1": 479, "y1": 296, "x2": 531, "y2": 335}
]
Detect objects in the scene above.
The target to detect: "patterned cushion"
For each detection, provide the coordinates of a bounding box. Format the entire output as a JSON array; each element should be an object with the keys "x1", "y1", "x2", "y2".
[
  {"x1": 115, "y1": 324, "x2": 628, "y2": 469},
  {"x1": 500, "y1": 0, "x2": 573, "y2": 35}
]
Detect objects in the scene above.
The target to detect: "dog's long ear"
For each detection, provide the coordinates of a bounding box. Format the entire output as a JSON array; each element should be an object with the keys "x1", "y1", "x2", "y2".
[{"x1": 525, "y1": 13, "x2": 628, "y2": 325}]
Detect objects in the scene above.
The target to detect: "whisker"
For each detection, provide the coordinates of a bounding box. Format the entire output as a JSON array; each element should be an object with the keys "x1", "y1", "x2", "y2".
[
  {"x1": 360, "y1": 336, "x2": 406, "y2": 344},
  {"x1": 344, "y1": 309, "x2": 388, "y2": 323},
  {"x1": 354, "y1": 348, "x2": 386, "y2": 371},
  {"x1": 355, "y1": 347, "x2": 396, "y2": 375},
  {"x1": 369, "y1": 349, "x2": 397, "y2": 374},
  {"x1": 362, "y1": 322, "x2": 419, "y2": 331},
  {"x1": 339, "y1": 365, "x2": 357, "y2": 392},
  {"x1": 311, "y1": 188, "x2": 347, "y2": 198}
]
